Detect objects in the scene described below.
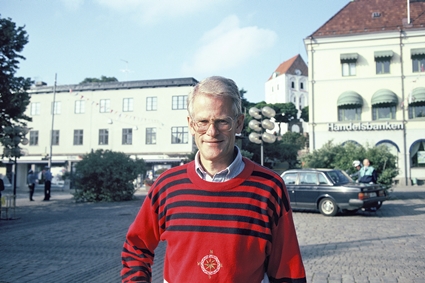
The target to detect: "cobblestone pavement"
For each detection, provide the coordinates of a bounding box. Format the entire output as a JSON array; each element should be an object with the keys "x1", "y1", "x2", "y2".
[{"x1": 0, "y1": 185, "x2": 424, "y2": 283}]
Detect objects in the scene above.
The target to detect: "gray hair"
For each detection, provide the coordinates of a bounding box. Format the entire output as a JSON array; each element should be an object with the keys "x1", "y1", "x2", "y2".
[{"x1": 187, "y1": 76, "x2": 242, "y2": 117}]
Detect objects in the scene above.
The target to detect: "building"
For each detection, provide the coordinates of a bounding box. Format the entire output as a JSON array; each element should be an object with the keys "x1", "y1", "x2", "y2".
[
  {"x1": 1, "y1": 77, "x2": 198, "y2": 189},
  {"x1": 265, "y1": 54, "x2": 309, "y2": 133},
  {"x1": 304, "y1": 0, "x2": 425, "y2": 185}
]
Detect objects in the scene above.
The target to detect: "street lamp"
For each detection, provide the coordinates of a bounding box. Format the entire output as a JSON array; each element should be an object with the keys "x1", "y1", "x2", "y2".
[
  {"x1": 248, "y1": 106, "x2": 277, "y2": 166},
  {"x1": 2, "y1": 125, "x2": 30, "y2": 207}
]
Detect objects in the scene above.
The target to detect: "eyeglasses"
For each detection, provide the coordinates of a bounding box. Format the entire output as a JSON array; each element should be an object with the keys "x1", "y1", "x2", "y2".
[{"x1": 191, "y1": 116, "x2": 236, "y2": 133}]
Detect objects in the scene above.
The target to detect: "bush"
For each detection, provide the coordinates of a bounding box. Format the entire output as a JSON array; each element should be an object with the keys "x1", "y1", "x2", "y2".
[
  {"x1": 73, "y1": 149, "x2": 146, "y2": 202},
  {"x1": 301, "y1": 140, "x2": 398, "y2": 186}
]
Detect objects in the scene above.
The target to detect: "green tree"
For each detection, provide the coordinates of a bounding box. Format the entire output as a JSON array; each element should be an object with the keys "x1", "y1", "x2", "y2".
[
  {"x1": 73, "y1": 149, "x2": 146, "y2": 202},
  {"x1": 79, "y1": 76, "x2": 118, "y2": 84},
  {"x1": 300, "y1": 106, "x2": 309, "y2": 122},
  {"x1": 281, "y1": 131, "x2": 307, "y2": 150},
  {"x1": 301, "y1": 140, "x2": 398, "y2": 186},
  {"x1": 0, "y1": 16, "x2": 32, "y2": 147}
]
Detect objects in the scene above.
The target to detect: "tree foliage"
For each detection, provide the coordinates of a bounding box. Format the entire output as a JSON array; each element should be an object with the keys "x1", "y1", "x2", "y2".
[
  {"x1": 0, "y1": 15, "x2": 32, "y2": 144},
  {"x1": 301, "y1": 140, "x2": 398, "y2": 186},
  {"x1": 300, "y1": 106, "x2": 309, "y2": 122},
  {"x1": 79, "y1": 76, "x2": 118, "y2": 84},
  {"x1": 73, "y1": 149, "x2": 146, "y2": 202}
]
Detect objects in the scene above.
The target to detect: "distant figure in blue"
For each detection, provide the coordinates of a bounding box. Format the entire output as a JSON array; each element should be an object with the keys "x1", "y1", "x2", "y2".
[
  {"x1": 27, "y1": 169, "x2": 37, "y2": 201},
  {"x1": 358, "y1": 159, "x2": 378, "y2": 184},
  {"x1": 43, "y1": 167, "x2": 52, "y2": 201}
]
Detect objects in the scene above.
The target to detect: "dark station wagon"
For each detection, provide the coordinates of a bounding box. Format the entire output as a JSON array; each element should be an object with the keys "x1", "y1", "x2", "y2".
[{"x1": 281, "y1": 169, "x2": 388, "y2": 216}]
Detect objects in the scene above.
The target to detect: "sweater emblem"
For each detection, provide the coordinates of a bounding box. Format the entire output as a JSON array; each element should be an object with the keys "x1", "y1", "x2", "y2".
[{"x1": 197, "y1": 250, "x2": 222, "y2": 278}]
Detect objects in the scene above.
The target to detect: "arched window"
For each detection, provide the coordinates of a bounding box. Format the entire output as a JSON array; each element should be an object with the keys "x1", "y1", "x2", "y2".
[
  {"x1": 371, "y1": 89, "x2": 398, "y2": 120},
  {"x1": 408, "y1": 87, "x2": 425, "y2": 119},
  {"x1": 410, "y1": 139, "x2": 425, "y2": 168},
  {"x1": 337, "y1": 91, "x2": 363, "y2": 121}
]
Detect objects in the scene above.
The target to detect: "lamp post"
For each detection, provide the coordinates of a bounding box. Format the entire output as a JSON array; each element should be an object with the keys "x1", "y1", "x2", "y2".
[
  {"x1": 2, "y1": 126, "x2": 30, "y2": 205},
  {"x1": 248, "y1": 106, "x2": 277, "y2": 166}
]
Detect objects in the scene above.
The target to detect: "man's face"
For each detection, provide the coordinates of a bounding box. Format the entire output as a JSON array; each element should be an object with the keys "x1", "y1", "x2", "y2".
[
  {"x1": 363, "y1": 159, "x2": 370, "y2": 167},
  {"x1": 188, "y1": 94, "x2": 244, "y2": 167},
  {"x1": 355, "y1": 165, "x2": 361, "y2": 171}
]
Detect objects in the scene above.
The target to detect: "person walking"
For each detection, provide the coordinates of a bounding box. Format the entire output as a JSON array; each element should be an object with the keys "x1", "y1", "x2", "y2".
[
  {"x1": 121, "y1": 76, "x2": 306, "y2": 283},
  {"x1": 43, "y1": 167, "x2": 52, "y2": 201},
  {"x1": 358, "y1": 158, "x2": 378, "y2": 184},
  {"x1": 27, "y1": 169, "x2": 37, "y2": 201}
]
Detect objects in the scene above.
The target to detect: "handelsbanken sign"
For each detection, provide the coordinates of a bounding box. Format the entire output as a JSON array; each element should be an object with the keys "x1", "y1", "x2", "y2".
[{"x1": 328, "y1": 122, "x2": 404, "y2": 132}]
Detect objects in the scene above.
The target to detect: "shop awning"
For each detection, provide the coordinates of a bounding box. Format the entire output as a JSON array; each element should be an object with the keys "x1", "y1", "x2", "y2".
[
  {"x1": 340, "y1": 53, "x2": 358, "y2": 62},
  {"x1": 374, "y1": 50, "x2": 394, "y2": 59},
  {"x1": 411, "y1": 87, "x2": 425, "y2": 103},
  {"x1": 371, "y1": 89, "x2": 398, "y2": 105},
  {"x1": 337, "y1": 91, "x2": 363, "y2": 107},
  {"x1": 411, "y1": 48, "x2": 425, "y2": 58}
]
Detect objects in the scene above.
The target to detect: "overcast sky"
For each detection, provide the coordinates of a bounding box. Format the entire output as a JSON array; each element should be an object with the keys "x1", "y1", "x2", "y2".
[{"x1": 2, "y1": 0, "x2": 349, "y2": 102}]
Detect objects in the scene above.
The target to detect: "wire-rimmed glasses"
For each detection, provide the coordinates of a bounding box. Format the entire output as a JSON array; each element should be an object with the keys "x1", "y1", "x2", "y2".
[{"x1": 191, "y1": 116, "x2": 236, "y2": 133}]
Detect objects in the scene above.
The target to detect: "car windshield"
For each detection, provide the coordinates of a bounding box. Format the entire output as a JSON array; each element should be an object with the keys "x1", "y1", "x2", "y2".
[{"x1": 326, "y1": 170, "x2": 353, "y2": 184}]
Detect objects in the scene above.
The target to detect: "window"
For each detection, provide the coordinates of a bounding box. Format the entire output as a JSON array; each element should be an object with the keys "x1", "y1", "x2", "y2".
[
  {"x1": 338, "y1": 106, "x2": 362, "y2": 121},
  {"x1": 52, "y1": 101, "x2": 61, "y2": 114},
  {"x1": 73, "y1": 130, "x2": 83, "y2": 145},
  {"x1": 29, "y1": 130, "x2": 39, "y2": 146},
  {"x1": 376, "y1": 59, "x2": 390, "y2": 74},
  {"x1": 300, "y1": 82, "x2": 304, "y2": 90},
  {"x1": 100, "y1": 99, "x2": 110, "y2": 113},
  {"x1": 172, "y1": 96, "x2": 187, "y2": 110},
  {"x1": 30, "y1": 102, "x2": 40, "y2": 116},
  {"x1": 99, "y1": 129, "x2": 109, "y2": 145},
  {"x1": 342, "y1": 62, "x2": 356, "y2": 76},
  {"x1": 300, "y1": 173, "x2": 317, "y2": 185},
  {"x1": 75, "y1": 100, "x2": 85, "y2": 114},
  {"x1": 146, "y1": 127, "x2": 156, "y2": 144},
  {"x1": 409, "y1": 102, "x2": 425, "y2": 119},
  {"x1": 123, "y1": 98, "x2": 133, "y2": 112},
  {"x1": 147, "y1": 97, "x2": 157, "y2": 111},
  {"x1": 52, "y1": 130, "x2": 59, "y2": 146},
  {"x1": 372, "y1": 104, "x2": 396, "y2": 120},
  {"x1": 122, "y1": 128, "x2": 132, "y2": 145},
  {"x1": 171, "y1": 127, "x2": 188, "y2": 144},
  {"x1": 282, "y1": 173, "x2": 297, "y2": 185},
  {"x1": 291, "y1": 81, "x2": 295, "y2": 89},
  {"x1": 318, "y1": 174, "x2": 328, "y2": 185},
  {"x1": 412, "y1": 57, "x2": 425, "y2": 73},
  {"x1": 410, "y1": 140, "x2": 425, "y2": 168}
]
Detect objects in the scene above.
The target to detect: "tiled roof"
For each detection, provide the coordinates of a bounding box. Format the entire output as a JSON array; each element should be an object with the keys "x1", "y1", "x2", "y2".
[
  {"x1": 268, "y1": 54, "x2": 308, "y2": 81},
  {"x1": 310, "y1": 0, "x2": 425, "y2": 37}
]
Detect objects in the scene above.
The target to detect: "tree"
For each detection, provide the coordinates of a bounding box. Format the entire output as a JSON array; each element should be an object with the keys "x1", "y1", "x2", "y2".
[
  {"x1": 79, "y1": 76, "x2": 118, "y2": 84},
  {"x1": 0, "y1": 16, "x2": 32, "y2": 149},
  {"x1": 301, "y1": 140, "x2": 398, "y2": 186},
  {"x1": 300, "y1": 106, "x2": 309, "y2": 122},
  {"x1": 73, "y1": 149, "x2": 146, "y2": 202}
]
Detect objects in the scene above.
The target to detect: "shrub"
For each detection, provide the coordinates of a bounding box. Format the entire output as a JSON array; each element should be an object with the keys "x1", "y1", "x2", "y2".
[{"x1": 73, "y1": 149, "x2": 146, "y2": 202}]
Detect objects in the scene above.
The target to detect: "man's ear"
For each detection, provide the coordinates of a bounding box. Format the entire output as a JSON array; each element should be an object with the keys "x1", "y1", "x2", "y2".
[
  {"x1": 235, "y1": 114, "x2": 245, "y2": 134},
  {"x1": 187, "y1": 116, "x2": 196, "y2": 135}
]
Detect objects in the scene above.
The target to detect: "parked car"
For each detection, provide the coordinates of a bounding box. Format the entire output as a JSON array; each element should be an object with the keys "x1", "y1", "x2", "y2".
[{"x1": 281, "y1": 169, "x2": 388, "y2": 216}]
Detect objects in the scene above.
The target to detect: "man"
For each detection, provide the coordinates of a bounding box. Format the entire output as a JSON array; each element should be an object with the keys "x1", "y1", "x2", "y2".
[
  {"x1": 350, "y1": 160, "x2": 362, "y2": 180},
  {"x1": 27, "y1": 169, "x2": 37, "y2": 201},
  {"x1": 358, "y1": 159, "x2": 378, "y2": 184},
  {"x1": 43, "y1": 166, "x2": 52, "y2": 201},
  {"x1": 121, "y1": 76, "x2": 306, "y2": 283}
]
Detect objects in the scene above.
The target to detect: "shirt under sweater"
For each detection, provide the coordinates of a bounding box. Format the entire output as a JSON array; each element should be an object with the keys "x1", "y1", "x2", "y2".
[{"x1": 121, "y1": 158, "x2": 306, "y2": 283}]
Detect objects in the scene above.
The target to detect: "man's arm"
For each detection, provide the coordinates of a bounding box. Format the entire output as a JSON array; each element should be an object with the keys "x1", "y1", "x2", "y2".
[
  {"x1": 121, "y1": 196, "x2": 160, "y2": 283},
  {"x1": 267, "y1": 188, "x2": 306, "y2": 283}
]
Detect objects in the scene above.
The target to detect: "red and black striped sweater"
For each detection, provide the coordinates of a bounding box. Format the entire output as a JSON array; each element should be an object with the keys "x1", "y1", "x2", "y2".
[{"x1": 121, "y1": 158, "x2": 306, "y2": 283}]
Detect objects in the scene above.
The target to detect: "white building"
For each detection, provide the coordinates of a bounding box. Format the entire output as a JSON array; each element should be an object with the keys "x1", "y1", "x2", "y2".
[
  {"x1": 304, "y1": 0, "x2": 425, "y2": 185},
  {"x1": 265, "y1": 54, "x2": 309, "y2": 133},
  {"x1": 2, "y1": 77, "x2": 198, "y2": 190}
]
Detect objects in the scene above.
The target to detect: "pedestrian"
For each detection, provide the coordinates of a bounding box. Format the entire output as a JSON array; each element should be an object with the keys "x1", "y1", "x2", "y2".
[
  {"x1": 350, "y1": 160, "x2": 362, "y2": 180},
  {"x1": 358, "y1": 158, "x2": 378, "y2": 184},
  {"x1": 43, "y1": 166, "x2": 52, "y2": 201},
  {"x1": 121, "y1": 76, "x2": 306, "y2": 283},
  {"x1": 27, "y1": 169, "x2": 37, "y2": 201}
]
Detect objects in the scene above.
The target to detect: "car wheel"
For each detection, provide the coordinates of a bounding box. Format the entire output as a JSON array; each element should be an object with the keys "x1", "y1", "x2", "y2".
[{"x1": 319, "y1": 198, "x2": 338, "y2": 216}]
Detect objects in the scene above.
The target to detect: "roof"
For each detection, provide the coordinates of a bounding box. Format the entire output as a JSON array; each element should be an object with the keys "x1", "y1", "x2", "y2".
[
  {"x1": 267, "y1": 54, "x2": 308, "y2": 81},
  {"x1": 310, "y1": 0, "x2": 425, "y2": 37},
  {"x1": 28, "y1": 77, "x2": 199, "y2": 94}
]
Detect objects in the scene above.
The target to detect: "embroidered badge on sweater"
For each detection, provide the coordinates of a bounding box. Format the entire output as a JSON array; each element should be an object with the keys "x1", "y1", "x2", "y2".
[{"x1": 198, "y1": 250, "x2": 222, "y2": 278}]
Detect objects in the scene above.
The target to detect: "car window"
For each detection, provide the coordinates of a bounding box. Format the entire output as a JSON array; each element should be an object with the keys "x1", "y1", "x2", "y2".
[
  {"x1": 318, "y1": 174, "x2": 328, "y2": 185},
  {"x1": 300, "y1": 172, "x2": 317, "y2": 185},
  {"x1": 283, "y1": 173, "x2": 297, "y2": 185},
  {"x1": 326, "y1": 170, "x2": 351, "y2": 184}
]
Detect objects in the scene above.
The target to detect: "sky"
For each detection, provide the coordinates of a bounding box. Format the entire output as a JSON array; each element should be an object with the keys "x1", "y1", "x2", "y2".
[{"x1": 2, "y1": 0, "x2": 349, "y2": 103}]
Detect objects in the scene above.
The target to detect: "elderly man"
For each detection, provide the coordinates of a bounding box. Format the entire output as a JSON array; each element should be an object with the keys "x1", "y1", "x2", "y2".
[
  {"x1": 121, "y1": 76, "x2": 306, "y2": 283},
  {"x1": 358, "y1": 159, "x2": 378, "y2": 184}
]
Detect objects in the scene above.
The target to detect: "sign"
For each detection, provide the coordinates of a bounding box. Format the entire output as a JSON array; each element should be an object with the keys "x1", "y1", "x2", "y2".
[{"x1": 328, "y1": 122, "x2": 404, "y2": 132}]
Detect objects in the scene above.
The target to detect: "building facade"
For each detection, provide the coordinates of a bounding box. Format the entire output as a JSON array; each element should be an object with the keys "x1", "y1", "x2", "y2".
[
  {"x1": 304, "y1": 0, "x2": 425, "y2": 185},
  {"x1": 265, "y1": 54, "x2": 309, "y2": 133},
  {"x1": 1, "y1": 77, "x2": 198, "y2": 189}
]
